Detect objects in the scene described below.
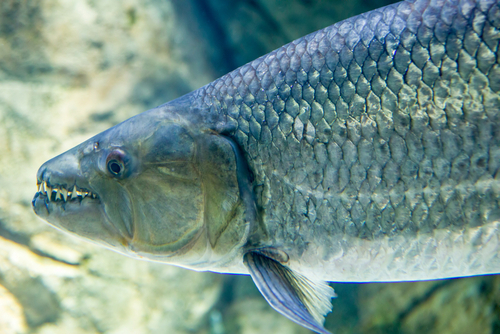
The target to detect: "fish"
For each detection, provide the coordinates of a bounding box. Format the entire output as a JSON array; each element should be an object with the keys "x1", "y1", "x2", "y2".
[{"x1": 32, "y1": 0, "x2": 500, "y2": 333}]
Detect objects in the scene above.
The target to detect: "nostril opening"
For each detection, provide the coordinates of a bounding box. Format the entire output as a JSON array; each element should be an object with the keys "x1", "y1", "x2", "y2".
[{"x1": 37, "y1": 166, "x2": 47, "y2": 183}]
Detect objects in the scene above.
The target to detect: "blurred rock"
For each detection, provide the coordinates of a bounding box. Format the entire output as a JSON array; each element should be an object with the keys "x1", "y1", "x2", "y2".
[
  {"x1": 0, "y1": 233, "x2": 223, "y2": 334},
  {"x1": 397, "y1": 276, "x2": 499, "y2": 334},
  {"x1": 0, "y1": 3, "x2": 225, "y2": 333},
  {"x1": 30, "y1": 232, "x2": 83, "y2": 265},
  {"x1": 0, "y1": 283, "x2": 27, "y2": 334},
  {"x1": 199, "y1": 0, "x2": 396, "y2": 74},
  {"x1": 338, "y1": 276, "x2": 500, "y2": 334},
  {"x1": 172, "y1": 0, "x2": 398, "y2": 77},
  {"x1": 227, "y1": 297, "x2": 310, "y2": 334},
  {"x1": 1, "y1": 0, "x2": 499, "y2": 334}
]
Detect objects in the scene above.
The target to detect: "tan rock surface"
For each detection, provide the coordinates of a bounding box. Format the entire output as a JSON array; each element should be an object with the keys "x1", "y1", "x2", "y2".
[
  {"x1": 1, "y1": 0, "x2": 498, "y2": 333},
  {"x1": 0, "y1": 283, "x2": 27, "y2": 334},
  {"x1": 0, "y1": 1, "x2": 223, "y2": 333}
]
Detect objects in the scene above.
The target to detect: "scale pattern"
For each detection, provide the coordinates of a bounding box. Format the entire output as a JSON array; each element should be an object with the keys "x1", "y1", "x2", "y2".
[{"x1": 193, "y1": 0, "x2": 500, "y2": 262}]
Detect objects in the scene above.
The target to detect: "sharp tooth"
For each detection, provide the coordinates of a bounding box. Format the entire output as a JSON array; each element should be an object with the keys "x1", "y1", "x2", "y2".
[
  {"x1": 71, "y1": 185, "x2": 78, "y2": 199},
  {"x1": 46, "y1": 185, "x2": 52, "y2": 201},
  {"x1": 37, "y1": 183, "x2": 41, "y2": 192},
  {"x1": 61, "y1": 188, "x2": 68, "y2": 202},
  {"x1": 41, "y1": 182, "x2": 46, "y2": 194},
  {"x1": 54, "y1": 189, "x2": 61, "y2": 201}
]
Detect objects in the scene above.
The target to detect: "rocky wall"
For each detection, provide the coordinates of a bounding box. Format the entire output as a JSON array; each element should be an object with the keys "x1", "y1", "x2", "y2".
[{"x1": 0, "y1": 0, "x2": 498, "y2": 333}]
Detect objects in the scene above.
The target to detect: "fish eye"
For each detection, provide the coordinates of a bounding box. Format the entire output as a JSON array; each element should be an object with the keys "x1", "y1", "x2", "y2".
[
  {"x1": 107, "y1": 160, "x2": 123, "y2": 176},
  {"x1": 106, "y1": 150, "x2": 127, "y2": 178}
]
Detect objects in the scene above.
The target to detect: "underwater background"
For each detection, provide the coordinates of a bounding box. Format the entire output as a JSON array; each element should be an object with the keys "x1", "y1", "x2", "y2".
[{"x1": 0, "y1": 0, "x2": 499, "y2": 333}]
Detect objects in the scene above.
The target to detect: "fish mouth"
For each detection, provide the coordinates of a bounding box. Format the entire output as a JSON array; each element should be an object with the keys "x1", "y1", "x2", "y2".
[
  {"x1": 32, "y1": 177, "x2": 132, "y2": 253},
  {"x1": 34, "y1": 180, "x2": 99, "y2": 206}
]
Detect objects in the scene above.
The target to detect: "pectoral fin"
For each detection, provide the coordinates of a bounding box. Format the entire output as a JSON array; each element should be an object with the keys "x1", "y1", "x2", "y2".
[{"x1": 243, "y1": 251, "x2": 335, "y2": 334}]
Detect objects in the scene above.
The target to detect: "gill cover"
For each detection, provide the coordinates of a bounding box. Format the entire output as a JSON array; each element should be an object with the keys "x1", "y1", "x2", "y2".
[{"x1": 130, "y1": 118, "x2": 255, "y2": 268}]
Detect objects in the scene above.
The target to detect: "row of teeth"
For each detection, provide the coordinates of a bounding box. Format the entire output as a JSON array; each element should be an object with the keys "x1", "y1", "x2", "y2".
[{"x1": 37, "y1": 181, "x2": 98, "y2": 202}]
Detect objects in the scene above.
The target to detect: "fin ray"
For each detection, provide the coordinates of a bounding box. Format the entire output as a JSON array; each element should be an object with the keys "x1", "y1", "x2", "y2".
[{"x1": 244, "y1": 251, "x2": 335, "y2": 334}]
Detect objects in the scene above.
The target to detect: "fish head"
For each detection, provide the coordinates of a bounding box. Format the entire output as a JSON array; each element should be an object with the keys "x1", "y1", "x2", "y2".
[{"x1": 32, "y1": 103, "x2": 254, "y2": 271}]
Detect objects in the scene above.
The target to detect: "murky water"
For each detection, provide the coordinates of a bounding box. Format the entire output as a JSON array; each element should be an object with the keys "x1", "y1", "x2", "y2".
[{"x1": 0, "y1": 0, "x2": 498, "y2": 333}]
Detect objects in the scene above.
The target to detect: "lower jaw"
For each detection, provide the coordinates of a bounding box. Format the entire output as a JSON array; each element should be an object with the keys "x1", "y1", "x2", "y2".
[{"x1": 32, "y1": 194, "x2": 99, "y2": 218}]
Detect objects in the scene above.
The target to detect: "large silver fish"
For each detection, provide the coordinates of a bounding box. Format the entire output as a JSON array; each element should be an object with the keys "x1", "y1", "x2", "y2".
[{"x1": 32, "y1": 0, "x2": 500, "y2": 333}]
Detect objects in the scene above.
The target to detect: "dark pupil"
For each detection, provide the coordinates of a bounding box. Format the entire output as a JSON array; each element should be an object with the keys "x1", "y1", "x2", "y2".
[{"x1": 109, "y1": 161, "x2": 121, "y2": 175}]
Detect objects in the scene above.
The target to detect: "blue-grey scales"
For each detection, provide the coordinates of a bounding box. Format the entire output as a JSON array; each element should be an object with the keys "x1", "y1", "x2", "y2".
[{"x1": 32, "y1": 0, "x2": 500, "y2": 333}]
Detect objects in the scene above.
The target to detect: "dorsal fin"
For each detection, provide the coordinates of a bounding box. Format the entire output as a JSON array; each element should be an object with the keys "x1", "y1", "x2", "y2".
[{"x1": 243, "y1": 250, "x2": 336, "y2": 334}]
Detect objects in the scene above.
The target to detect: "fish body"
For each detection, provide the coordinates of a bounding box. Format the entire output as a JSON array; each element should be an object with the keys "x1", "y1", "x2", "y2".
[{"x1": 33, "y1": 0, "x2": 500, "y2": 333}]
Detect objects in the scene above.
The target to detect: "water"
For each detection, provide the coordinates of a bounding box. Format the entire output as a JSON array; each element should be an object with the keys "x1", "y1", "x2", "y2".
[{"x1": 0, "y1": 0, "x2": 498, "y2": 333}]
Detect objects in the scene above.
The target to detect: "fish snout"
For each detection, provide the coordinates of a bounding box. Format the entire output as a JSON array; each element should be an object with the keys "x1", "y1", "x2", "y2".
[
  {"x1": 37, "y1": 150, "x2": 81, "y2": 184},
  {"x1": 34, "y1": 148, "x2": 99, "y2": 207}
]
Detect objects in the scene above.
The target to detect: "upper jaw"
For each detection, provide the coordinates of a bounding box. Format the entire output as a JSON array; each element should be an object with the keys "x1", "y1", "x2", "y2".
[{"x1": 36, "y1": 180, "x2": 99, "y2": 203}]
